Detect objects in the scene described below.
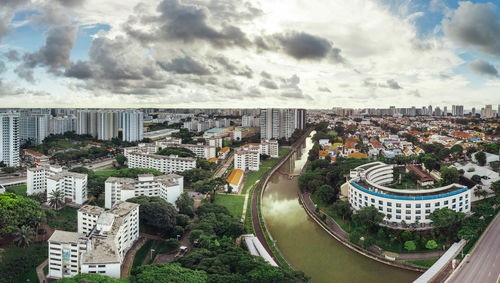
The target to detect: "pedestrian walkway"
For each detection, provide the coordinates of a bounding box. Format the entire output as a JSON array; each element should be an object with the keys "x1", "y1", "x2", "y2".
[
  {"x1": 302, "y1": 192, "x2": 444, "y2": 261},
  {"x1": 36, "y1": 259, "x2": 48, "y2": 283}
]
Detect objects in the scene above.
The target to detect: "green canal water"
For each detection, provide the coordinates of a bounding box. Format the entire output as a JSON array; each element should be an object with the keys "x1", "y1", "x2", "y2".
[{"x1": 262, "y1": 132, "x2": 420, "y2": 283}]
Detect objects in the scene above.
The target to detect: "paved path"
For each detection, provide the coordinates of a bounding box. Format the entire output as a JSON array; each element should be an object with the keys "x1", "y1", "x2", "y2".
[
  {"x1": 214, "y1": 153, "x2": 233, "y2": 178},
  {"x1": 241, "y1": 189, "x2": 250, "y2": 222},
  {"x1": 303, "y1": 192, "x2": 445, "y2": 261},
  {"x1": 449, "y1": 213, "x2": 500, "y2": 283},
  {"x1": 36, "y1": 259, "x2": 48, "y2": 283},
  {"x1": 120, "y1": 237, "x2": 148, "y2": 278}
]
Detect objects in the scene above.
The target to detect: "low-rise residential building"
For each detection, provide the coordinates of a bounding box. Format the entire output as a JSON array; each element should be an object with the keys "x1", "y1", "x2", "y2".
[
  {"x1": 23, "y1": 149, "x2": 49, "y2": 165},
  {"x1": 27, "y1": 165, "x2": 88, "y2": 205},
  {"x1": 234, "y1": 147, "x2": 260, "y2": 171},
  {"x1": 207, "y1": 137, "x2": 223, "y2": 148},
  {"x1": 48, "y1": 202, "x2": 139, "y2": 279},
  {"x1": 155, "y1": 139, "x2": 216, "y2": 159},
  {"x1": 348, "y1": 162, "x2": 471, "y2": 228},
  {"x1": 124, "y1": 146, "x2": 196, "y2": 174},
  {"x1": 105, "y1": 174, "x2": 183, "y2": 209},
  {"x1": 218, "y1": 146, "x2": 230, "y2": 159},
  {"x1": 226, "y1": 169, "x2": 244, "y2": 192}
]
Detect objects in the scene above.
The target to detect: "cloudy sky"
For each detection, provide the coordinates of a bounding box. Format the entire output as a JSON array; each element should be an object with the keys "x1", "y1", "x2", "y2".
[{"x1": 0, "y1": 0, "x2": 499, "y2": 108}]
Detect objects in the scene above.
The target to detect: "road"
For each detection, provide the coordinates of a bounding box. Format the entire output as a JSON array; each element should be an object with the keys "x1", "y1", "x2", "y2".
[
  {"x1": 450, "y1": 212, "x2": 500, "y2": 283},
  {"x1": 214, "y1": 153, "x2": 233, "y2": 178}
]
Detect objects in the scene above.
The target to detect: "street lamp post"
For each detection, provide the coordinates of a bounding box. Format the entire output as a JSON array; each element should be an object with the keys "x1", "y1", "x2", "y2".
[{"x1": 150, "y1": 248, "x2": 155, "y2": 260}]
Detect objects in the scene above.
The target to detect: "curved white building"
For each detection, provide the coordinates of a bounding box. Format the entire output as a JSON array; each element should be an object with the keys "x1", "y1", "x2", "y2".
[{"x1": 347, "y1": 162, "x2": 471, "y2": 228}]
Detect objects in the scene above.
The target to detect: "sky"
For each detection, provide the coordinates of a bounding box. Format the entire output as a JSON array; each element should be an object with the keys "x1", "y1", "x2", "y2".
[{"x1": 0, "y1": 0, "x2": 499, "y2": 109}]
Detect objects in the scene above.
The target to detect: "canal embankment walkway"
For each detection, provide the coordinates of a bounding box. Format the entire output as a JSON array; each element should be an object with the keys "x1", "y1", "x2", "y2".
[{"x1": 251, "y1": 128, "x2": 314, "y2": 268}]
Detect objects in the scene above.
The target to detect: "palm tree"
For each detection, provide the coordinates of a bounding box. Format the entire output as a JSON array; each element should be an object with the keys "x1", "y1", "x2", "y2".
[
  {"x1": 14, "y1": 225, "x2": 34, "y2": 255},
  {"x1": 48, "y1": 188, "x2": 64, "y2": 210}
]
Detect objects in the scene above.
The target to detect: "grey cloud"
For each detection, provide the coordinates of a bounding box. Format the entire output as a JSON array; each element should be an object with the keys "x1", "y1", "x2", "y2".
[
  {"x1": 247, "y1": 86, "x2": 262, "y2": 97},
  {"x1": 0, "y1": 60, "x2": 5, "y2": 73},
  {"x1": 443, "y1": 2, "x2": 500, "y2": 56},
  {"x1": 127, "y1": 0, "x2": 251, "y2": 48},
  {"x1": 259, "y1": 79, "x2": 278, "y2": 89},
  {"x1": 280, "y1": 74, "x2": 310, "y2": 99},
  {"x1": 260, "y1": 71, "x2": 272, "y2": 79},
  {"x1": 55, "y1": 0, "x2": 85, "y2": 7},
  {"x1": 3, "y1": 50, "x2": 20, "y2": 61},
  {"x1": 468, "y1": 59, "x2": 499, "y2": 77},
  {"x1": 15, "y1": 25, "x2": 77, "y2": 81},
  {"x1": 65, "y1": 60, "x2": 93, "y2": 79},
  {"x1": 275, "y1": 31, "x2": 332, "y2": 60},
  {"x1": 0, "y1": 0, "x2": 31, "y2": 43},
  {"x1": 318, "y1": 87, "x2": 331, "y2": 92},
  {"x1": 409, "y1": 89, "x2": 421, "y2": 97},
  {"x1": 213, "y1": 56, "x2": 253, "y2": 78},
  {"x1": 386, "y1": 79, "x2": 402, "y2": 89},
  {"x1": 223, "y1": 80, "x2": 241, "y2": 91},
  {"x1": 330, "y1": 47, "x2": 346, "y2": 64},
  {"x1": 160, "y1": 56, "x2": 212, "y2": 75}
]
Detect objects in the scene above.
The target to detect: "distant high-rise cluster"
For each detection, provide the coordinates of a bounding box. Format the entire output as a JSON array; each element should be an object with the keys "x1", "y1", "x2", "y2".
[
  {"x1": 260, "y1": 108, "x2": 306, "y2": 140},
  {"x1": 0, "y1": 112, "x2": 20, "y2": 166},
  {"x1": 77, "y1": 110, "x2": 143, "y2": 141}
]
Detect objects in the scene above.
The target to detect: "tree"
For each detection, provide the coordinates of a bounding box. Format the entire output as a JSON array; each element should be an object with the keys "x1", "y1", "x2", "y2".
[
  {"x1": 429, "y1": 208, "x2": 465, "y2": 241},
  {"x1": 13, "y1": 225, "x2": 34, "y2": 255},
  {"x1": 472, "y1": 203, "x2": 494, "y2": 218},
  {"x1": 0, "y1": 193, "x2": 46, "y2": 236},
  {"x1": 491, "y1": 180, "x2": 500, "y2": 197},
  {"x1": 475, "y1": 151, "x2": 487, "y2": 166},
  {"x1": 458, "y1": 217, "x2": 485, "y2": 241},
  {"x1": 450, "y1": 144, "x2": 463, "y2": 157},
  {"x1": 440, "y1": 166, "x2": 460, "y2": 186},
  {"x1": 1, "y1": 167, "x2": 16, "y2": 174},
  {"x1": 313, "y1": 184, "x2": 336, "y2": 205},
  {"x1": 128, "y1": 196, "x2": 179, "y2": 236},
  {"x1": 331, "y1": 200, "x2": 352, "y2": 222},
  {"x1": 58, "y1": 274, "x2": 127, "y2": 282},
  {"x1": 132, "y1": 263, "x2": 208, "y2": 283},
  {"x1": 48, "y1": 188, "x2": 65, "y2": 210},
  {"x1": 471, "y1": 175, "x2": 482, "y2": 184},
  {"x1": 425, "y1": 240, "x2": 438, "y2": 250},
  {"x1": 352, "y1": 206, "x2": 384, "y2": 233},
  {"x1": 115, "y1": 154, "x2": 126, "y2": 167},
  {"x1": 176, "y1": 192, "x2": 195, "y2": 217},
  {"x1": 404, "y1": 240, "x2": 416, "y2": 252}
]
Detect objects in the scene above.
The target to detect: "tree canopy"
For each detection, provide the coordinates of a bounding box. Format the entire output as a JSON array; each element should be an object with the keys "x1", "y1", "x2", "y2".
[{"x1": 0, "y1": 193, "x2": 46, "y2": 236}]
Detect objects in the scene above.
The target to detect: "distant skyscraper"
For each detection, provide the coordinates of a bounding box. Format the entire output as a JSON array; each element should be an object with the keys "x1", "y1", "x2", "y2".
[
  {"x1": 121, "y1": 110, "x2": 143, "y2": 142},
  {"x1": 19, "y1": 113, "x2": 49, "y2": 144},
  {"x1": 481, "y1": 105, "x2": 494, "y2": 118},
  {"x1": 77, "y1": 110, "x2": 119, "y2": 140},
  {"x1": 260, "y1": 108, "x2": 306, "y2": 140},
  {"x1": 428, "y1": 105, "x2": 433, "y2": 116},
  {"x1": 443, "y1": 106, "x2": 447, "y2": 116},
  {"x1": 0, "y1": 112, "x2": 20, "y2": 166},
  {"x1": 452, "y1": 105, "x2": 464, "y2": 116},
  {"x1": 471, "y1": 107, "x2": 476, "y2": 117},
  {"x1": 49, "y1": 116, "x2": 77, "y2": 134}
]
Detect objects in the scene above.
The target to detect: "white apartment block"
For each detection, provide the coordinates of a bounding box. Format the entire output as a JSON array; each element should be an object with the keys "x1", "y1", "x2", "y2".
[
  {"x1": 234, "y1": 147, "x2": 260, "y2": 171},
  {"x1": 260, "y1": 140, "x2": 279, "y2": 158},
  {"x1": 124, "y1": 146, "x2": 196, "y2": 174},
  {"x1": 48, "y1": 202, "x2": 139, "y2": 279},
  {"x1": 77, "y1": 110, "x2": 119, "y2": 140},
  {"x1": 20, "y1": 113, "x2": 49, "y2": 145},
  {"x1": 50, "y1": 116, "x2": 77, "y2": 135},
  {"x1": 155, "y1": 139, "x2": 216, "y2": 159},
  {"x1": 260, "y1": 108, "x2": 306, "y2": 140},
  {"x1": 105, "y1": 173, "x2": 183, "y2": 209},
  {"x1": 348, "y1": 162, "x2": 471, "y2": 228},
  {"x1": 207, "y1": 137, "x2": 223, "y2": 148},
  {"x1": 27, "y1": 165, "x2": 88, "y2": 205},
  {"x1": 120, "y1": 110, "x2": 144, "y2": 142},
  {"x1": 0, "y1": 112, "x2": 20, "y2": 167}
]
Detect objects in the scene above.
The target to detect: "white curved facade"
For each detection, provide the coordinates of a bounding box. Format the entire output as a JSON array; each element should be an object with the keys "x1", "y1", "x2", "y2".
[{"x1": 347, "y1": 162, "x2": 471, "y2": 228}]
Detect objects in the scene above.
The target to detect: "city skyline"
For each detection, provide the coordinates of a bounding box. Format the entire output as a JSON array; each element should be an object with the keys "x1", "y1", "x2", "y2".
[{"x1": 0, "y1": 0, "x2": 499, "y2": 108}]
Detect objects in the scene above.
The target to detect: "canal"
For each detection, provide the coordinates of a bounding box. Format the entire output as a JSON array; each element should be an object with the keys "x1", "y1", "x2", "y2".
[{"x1": 262, "y1": 132, "x2": 420, "y2": 283}]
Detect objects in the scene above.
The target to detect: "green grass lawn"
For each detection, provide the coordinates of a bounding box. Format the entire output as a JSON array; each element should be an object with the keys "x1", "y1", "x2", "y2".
[
  {"x1": 47, "y1": 206, "x2": 78, "y2": 232},
  {"x1": 132, "y1": 239, "x2": 154, "y2": 269},
  {"x1": 0, "y1": 241, "x2": 48, "y2": 283},
  {"x1": 402, "y1": 258, "x2": 438, "y2": 268},
  {"x1": 6, "y1": 184, "x2": 27, "y2": 197},
  {"x1": 241, "y1": 149, "x2": 290, "y2": 194},
  {"x1": 94, "y1": 167, "x2": 119, "y2": 177},
  {"x1": 214, "y1": 193, "x2": 246, "y2": 218}
]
